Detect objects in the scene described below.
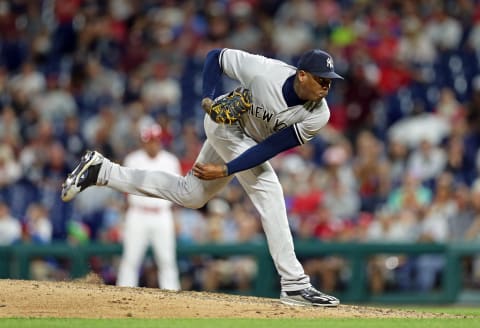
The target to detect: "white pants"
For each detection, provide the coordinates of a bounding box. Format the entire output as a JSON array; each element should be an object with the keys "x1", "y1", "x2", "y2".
[
  {"x1": 116, "y1": 209, "x2": 180, "y2": 290},
  {"x1": 99, "y1": 116, "x2": 310, "y2": 291}
]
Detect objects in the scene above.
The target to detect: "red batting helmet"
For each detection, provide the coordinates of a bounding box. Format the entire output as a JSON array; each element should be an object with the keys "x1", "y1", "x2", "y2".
[{"x1": 140, "y1": 124, "x2": 162, "y2": 143}]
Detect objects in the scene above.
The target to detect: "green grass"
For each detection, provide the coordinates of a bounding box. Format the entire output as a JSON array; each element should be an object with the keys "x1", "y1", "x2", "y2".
[
  {"x1": 0, "y1": 317, "x2": 477, "y2": 328},
  {"x1": 1, "y1": 307, "x2": 478, "y2": 328}
]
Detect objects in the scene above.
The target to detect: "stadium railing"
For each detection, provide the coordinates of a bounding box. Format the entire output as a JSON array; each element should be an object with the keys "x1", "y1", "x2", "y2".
[{"x1": 0, "y1": 241, "x2": 479, "y2": 304}]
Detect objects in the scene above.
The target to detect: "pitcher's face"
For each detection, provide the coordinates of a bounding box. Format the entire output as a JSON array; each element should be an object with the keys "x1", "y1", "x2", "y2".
[{"x1": 294, "y1": 70, "x2": 332, "y2": 101}]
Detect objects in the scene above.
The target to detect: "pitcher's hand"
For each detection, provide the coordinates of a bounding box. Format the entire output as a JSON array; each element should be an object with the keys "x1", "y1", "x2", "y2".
[{"x1": 193, "y1": 163, "x2": 229, "y2": 180}]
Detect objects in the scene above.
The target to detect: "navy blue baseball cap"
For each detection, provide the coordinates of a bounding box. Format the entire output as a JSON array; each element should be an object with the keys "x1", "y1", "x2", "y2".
[{"x1": 297, "y1": 50, "x2": 343, "y2": 79}]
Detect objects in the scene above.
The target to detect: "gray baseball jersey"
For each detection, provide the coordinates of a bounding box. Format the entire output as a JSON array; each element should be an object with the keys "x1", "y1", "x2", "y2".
[{"x1": 220, "y1": 49, "x2": 331, "y2": 143}]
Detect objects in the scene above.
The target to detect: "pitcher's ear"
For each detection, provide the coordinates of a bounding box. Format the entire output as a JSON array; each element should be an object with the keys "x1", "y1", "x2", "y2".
[{"x1": 297, "y1": 70, "x2": 308, "y2": 82}]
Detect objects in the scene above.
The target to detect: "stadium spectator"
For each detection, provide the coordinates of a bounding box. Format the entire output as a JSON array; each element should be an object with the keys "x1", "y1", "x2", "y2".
[
  {"x1": 449, "y1": 184, "x2": 476, "y2": 242},
  {"x1": 0, "y1": 201, "x2": 21, "y2": 245},
  {"x1": 397, "y1": 15, "x2": 437, "y2": 66},
  {"x1": 60, "y1": 115, "x2": 88, "y2": 169},
  {"x1": 22, "y1": 203, "x2": 52, "y2": 244},
  {"x1": 444, "y1": 135, "x2": 476, "y2": 186},
  {"x1": 0, "y1": 143, "x2": 22, "y2": 201},
  {"x1": 342, "y1": 58, "x2": 382, "y2": 140},
  {"x1": 436, "y1": 87, "x2": 464, "y2": 121},
  {"x1": 0, "y1": 106, "x2": 21, "y2": 147},
  {"x1": 386, "y1": 137, "x2": 410, "y2": 188},
  {"x1": 406, "y1": 139, "x2": 447, "y2": 188},
  {"x1": 227, "y1": 3, "x2": 263, "y2": 52},
  {"x1": 391, "y1": 209, "x2": 421, "y2": 292},
  {"x1": 386, "y1": 172, "x2": 432, "y2": 217},
  {"x1": 424, "y1": 5, "x2": 463, "y2": 51},
  {"x1": 32, "y1": 73, "x2": 77, "y2": 125},
  {"x1": 352, "y1": 130, "x2": 391, "y2": 212},
  {"x1": 39, "y1": 142, "x2": 72, "y2": 240},
  {"x1": 414, "y1": 172, "x2": 456, "y2": 291},
  {"x1": 272, "y1": 9, "x2": 314, "y2": 58},
  {"x1": 140, "y1": 61, "x2": 181, "y2": 117},
  {"x1": 321, "y1": 144, "x2": 360, "y2": 221},
  {"x1": 465, "y1": 179, "x2": 480, "y2": 286},
  {"x1": 364, "y1": 208, "x2": 396, "y2": 294},
  {"x1": 0, "y1": 66, "x2": 10, "y2": 108},
  {"x1": 8, "y1": 61, "x2": 45, "y2": 100}
]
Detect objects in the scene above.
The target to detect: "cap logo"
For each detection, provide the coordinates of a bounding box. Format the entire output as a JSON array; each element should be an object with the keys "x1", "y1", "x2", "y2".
[{"x1": 326, "y1": 57, "x2": 333, "y2": 69}]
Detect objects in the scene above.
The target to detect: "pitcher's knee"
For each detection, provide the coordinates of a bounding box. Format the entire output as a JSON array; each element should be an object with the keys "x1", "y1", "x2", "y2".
[
  {"x1": 176, "y1": 176, "x2": 214, "y2": 209},
  {"x1": 180, "y1": 195, "x2": 209, "y2": 209}
]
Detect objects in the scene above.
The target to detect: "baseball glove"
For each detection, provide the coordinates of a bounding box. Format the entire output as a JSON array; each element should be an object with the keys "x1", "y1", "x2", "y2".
[{"x1": 203, "y1": 87, "x2": 253, "y2": 124}]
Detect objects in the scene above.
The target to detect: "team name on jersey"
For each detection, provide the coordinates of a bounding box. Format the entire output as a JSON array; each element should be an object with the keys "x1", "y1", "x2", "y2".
[{"x1": 248, "y1": 105, "x2": 288, "y2": 131}]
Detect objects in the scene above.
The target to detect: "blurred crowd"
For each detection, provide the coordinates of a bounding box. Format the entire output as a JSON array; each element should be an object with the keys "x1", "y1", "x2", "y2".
[{"x1": 1, "y1": 0, "x2": 480, "y2": 294}]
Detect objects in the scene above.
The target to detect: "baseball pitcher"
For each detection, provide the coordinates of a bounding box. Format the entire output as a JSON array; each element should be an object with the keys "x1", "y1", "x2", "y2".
[{"x1": 62, "y1": 48, "x2": 343, "y2": 307}]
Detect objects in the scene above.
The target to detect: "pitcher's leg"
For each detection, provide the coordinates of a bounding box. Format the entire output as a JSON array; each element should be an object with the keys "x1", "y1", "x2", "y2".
[
  {"x1": 203, "y1": 119, "x2": 310, "y2": 290},
  {"x1": 63, "y1": 143, "x2": 232, "y2": 207},
  {"x1": 104, "y1": 164, "x2": 205, "y2": 208},
  {"x1": 236, "y1": 166, "x2": 339, "y2": 306},
  {"x1": 235, "y1": 166, "x2": 310, "y2": 292}
]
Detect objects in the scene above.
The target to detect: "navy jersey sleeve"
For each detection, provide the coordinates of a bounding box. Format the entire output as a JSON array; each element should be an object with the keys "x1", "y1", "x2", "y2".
[
  {"x1": 202, "y1": 48, "x2": 223, "y2": 99},
  {"x1": 226, "y1": 125, "x2": 301, "y2": 175}
]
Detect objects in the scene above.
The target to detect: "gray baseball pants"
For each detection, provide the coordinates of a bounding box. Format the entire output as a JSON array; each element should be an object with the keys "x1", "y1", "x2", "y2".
[{"x1": 97, "y1": 116, "x2": 311, "y2": 292}]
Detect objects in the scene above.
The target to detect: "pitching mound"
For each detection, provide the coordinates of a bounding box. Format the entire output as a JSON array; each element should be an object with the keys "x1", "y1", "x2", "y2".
[{"x1": 0, "y1": 278, "x2": 459, "y2": 319}]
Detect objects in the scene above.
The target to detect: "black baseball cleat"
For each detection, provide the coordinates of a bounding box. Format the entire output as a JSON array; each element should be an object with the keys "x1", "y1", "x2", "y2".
[
  {"x1": 280, "y1": 286, "x2": 340, "y2": 307},
  {"x1": 61, "y1": 150, "x2": 104, "y2": 202}
]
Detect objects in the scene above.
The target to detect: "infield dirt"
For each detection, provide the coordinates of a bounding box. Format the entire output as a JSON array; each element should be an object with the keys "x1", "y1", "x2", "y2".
[{"x1": 0, "y1": 278, "x2": 461, "y2": 319}]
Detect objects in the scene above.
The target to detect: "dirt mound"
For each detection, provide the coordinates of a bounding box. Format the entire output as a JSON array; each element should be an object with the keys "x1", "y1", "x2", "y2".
[{"x1": 0, "y1": 279, "x2": 460, "y2": 319}]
